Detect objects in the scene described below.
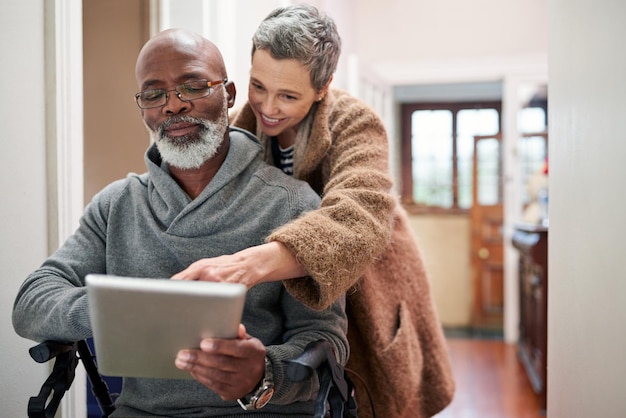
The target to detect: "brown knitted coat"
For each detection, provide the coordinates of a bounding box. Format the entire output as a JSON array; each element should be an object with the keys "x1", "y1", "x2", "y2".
[{"x1": 231, "y1": 89, "x2": 455, "y2": 418}]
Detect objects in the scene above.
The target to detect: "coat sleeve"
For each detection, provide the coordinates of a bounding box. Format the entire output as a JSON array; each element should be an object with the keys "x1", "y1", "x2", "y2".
[{"x1": 265, "y1": 92, "x2": 397, "y2": 310}]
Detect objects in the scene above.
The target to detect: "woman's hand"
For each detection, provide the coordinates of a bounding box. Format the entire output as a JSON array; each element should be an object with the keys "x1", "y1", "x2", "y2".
[
  {"x1": 171, "y1": 252, "x2": 258, "y2": 287},
  {"x1": 171, "y1": 241, "x2": 308, "y2": 288}
]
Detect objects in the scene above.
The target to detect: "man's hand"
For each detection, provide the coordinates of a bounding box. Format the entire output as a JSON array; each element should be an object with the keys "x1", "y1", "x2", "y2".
[{"x1": 175, "y1": 324, "x2": 266, "y2": 400}]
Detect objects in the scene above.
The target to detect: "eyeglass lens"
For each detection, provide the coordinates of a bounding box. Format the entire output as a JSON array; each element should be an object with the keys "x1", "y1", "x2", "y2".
[{"x1": 135, "y1": 80, "x2": 224, "y2": 109}]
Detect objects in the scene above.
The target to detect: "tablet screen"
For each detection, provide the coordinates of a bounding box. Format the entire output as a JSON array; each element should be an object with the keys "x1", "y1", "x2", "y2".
[{"x1": 86, "y1": 274, "x2": 247, "y2": 379}]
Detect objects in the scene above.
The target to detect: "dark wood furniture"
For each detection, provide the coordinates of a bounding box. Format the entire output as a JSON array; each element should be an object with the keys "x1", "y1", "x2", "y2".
[{"x1": 512, "y1": 224, "x2": 548, "y2": 413}]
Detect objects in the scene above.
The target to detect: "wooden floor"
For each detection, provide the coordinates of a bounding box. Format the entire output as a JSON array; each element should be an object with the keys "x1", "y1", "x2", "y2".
[{"x1": 433, "y1": 338, "x2": 546, "y2": 418}]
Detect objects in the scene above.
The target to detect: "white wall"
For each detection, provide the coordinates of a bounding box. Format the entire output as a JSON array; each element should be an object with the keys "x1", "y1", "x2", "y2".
[
  {"x1": 0, "y1": 1, "x2": 49, "y2": 416},
  {"x1": 1, "y1": 1, "x2": 85, "y2": 416},
  {"x1": 357, "y1": 0, "x2": 547, "y2": 72},
  {"x1": 410, "y1": 215, "x2": 472, "y2": 326},
  {"x1": 548, "y1": 0, "x2": 626, "y2": 416},
  {"x1": 159, "y1": 0, "x2": 285, "y2": 109}
]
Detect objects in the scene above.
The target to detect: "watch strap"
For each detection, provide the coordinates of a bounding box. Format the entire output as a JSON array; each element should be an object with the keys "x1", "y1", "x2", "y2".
[{"x1": 237, "y1": 356, "x2": 274, "y2": 410}]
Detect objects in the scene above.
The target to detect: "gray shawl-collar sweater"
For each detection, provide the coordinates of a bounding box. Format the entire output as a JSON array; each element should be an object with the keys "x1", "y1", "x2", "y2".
[{"x1": 13, "y1": 128, "x2": 348, "y2": 417}]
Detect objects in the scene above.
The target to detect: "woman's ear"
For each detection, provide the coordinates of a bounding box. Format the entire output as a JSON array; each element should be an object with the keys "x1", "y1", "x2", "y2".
[{"x1": 317, "y1": 75, "x2": 333, "y2": 101}]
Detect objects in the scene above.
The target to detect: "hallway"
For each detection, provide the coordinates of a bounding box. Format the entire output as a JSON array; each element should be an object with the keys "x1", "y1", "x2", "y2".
[{"x1": 434, "y1": 337, "x2": 545, "y2": 418}]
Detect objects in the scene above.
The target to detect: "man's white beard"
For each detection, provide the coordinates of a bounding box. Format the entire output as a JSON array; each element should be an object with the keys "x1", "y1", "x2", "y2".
[{"x1": 149, "y1": 100, "x2": 229, "y2": 170}]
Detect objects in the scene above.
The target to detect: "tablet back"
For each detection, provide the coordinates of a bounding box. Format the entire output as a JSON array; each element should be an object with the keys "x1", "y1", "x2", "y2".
[{"x1": 86, "y1": 274, "x2": 247, "y2": 380}]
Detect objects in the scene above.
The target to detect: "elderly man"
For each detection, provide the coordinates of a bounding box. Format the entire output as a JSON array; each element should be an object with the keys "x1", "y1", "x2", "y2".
[{"x1": 13, "y1": 29, "x2": 348, "y2": 417}]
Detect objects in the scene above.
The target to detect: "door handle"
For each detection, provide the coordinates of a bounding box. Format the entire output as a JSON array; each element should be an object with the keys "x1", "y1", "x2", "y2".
[{"x1": 478, "y1": 247, "x2": 490, "y2": 259}]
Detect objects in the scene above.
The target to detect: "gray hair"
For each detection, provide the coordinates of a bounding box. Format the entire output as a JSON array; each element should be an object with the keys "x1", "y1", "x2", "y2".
[{"x1": 251, "y1": 4, "x2": 342, "y2": 92}]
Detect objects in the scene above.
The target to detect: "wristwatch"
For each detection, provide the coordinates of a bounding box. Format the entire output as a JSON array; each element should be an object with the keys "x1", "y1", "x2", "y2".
[{"x1": 237, "y1": 356, "x2": 275, "y2": 410}]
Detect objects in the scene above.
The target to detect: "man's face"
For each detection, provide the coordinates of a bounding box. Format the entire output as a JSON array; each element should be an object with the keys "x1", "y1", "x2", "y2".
[
  {"x1": 135, "y1": 37, "x2": 233, "y2": 169},
  {"x1": 146, "y1": 101, "x2": 229, "y2": 170}
]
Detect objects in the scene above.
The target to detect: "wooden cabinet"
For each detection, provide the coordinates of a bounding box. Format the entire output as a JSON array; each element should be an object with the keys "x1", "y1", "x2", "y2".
[{"x1": 512, "y1": 224, "x2": 548, "y2": 412}]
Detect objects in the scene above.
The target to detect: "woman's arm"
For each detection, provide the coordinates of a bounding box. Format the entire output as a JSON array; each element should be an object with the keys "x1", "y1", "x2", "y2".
[{"x1": 269, "y1": 92, "x2": 397, "y2": 309}]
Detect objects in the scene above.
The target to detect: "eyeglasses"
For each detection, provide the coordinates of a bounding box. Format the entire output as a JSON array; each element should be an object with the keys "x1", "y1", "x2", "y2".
[{"x1": 134, "y1": 79, "x2": 227, "y2": 109}]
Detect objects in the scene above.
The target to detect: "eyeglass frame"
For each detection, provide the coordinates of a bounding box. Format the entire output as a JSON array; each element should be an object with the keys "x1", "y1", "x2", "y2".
[{"x1": 134, "y1": 79, "x2": 228, "y2": 109}]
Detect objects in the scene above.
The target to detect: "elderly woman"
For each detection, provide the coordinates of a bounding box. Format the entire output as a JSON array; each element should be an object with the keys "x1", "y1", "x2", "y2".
[{"x1": 175, "y1": 4, "x2": 455, "y2": 417}]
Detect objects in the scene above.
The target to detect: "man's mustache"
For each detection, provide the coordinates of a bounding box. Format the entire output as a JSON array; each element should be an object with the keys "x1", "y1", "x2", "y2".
[
  {"x1": 158, "y1": 116, "x2": 206, "y2": 132},
  {"x1": 156, "y1": 116, "x2": 208, "y2": 143}
]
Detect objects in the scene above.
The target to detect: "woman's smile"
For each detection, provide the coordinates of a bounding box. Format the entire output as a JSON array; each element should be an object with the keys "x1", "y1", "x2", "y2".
[{"x1": 259, "y1": 112, "x2": 284, "y2": 127}]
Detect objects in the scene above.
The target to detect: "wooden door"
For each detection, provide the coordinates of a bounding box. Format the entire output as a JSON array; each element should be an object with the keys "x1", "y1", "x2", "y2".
[{"x1": 470, "y1": 134, "x2": 504, "y2": 329}]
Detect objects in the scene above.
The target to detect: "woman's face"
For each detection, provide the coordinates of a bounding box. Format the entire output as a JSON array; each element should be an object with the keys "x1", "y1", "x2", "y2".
[{"x1": 248, "y1": 49, "x2": 321, "y2": 138}]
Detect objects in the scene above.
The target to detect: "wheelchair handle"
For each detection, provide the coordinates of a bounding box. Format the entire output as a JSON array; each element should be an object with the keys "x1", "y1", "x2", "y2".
[
  {"x1": 286, "y1": 339, "x2": 348, "y2": 399},
  {"x1": 286, "y1": 340, "x2": 334, "y2": 381},
  {"x1": 286, "y1": 340, "x2": 355, "y2": 418}
]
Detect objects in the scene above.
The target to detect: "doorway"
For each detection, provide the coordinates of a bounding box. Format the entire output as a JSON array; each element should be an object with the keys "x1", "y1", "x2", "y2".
[
  {"x1": 82, "y1": 1, "x2": 151, "y2": 415},
  {"x1": 400, "y1": 101, "x2": 502, "y2": 330},
  {"x1": 82, "y1": 0, "x2": 151, "y2": 203},
  {"x1": 470, "y1": 134, "x2": 504, "y2": 329}
]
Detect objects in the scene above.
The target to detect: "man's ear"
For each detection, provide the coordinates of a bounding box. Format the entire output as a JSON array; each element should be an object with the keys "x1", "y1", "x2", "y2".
[{"x1": 225, "y1": 80, "x2": 237, "y2": 108}]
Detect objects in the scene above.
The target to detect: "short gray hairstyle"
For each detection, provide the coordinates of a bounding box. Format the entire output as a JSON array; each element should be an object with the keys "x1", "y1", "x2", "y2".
[{"x1": 251, "y1": 4, "x2": 342, "y2": 92}]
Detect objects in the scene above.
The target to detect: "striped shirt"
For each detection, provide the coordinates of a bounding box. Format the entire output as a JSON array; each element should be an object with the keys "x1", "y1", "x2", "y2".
[{"x1": 271, "y1": 137, "x2": 294, "y2": 175}]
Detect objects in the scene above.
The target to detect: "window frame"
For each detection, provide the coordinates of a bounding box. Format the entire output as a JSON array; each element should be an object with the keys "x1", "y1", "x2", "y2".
[{"x1": 400, "y1": 101, "x2": 502, "y2": 215}]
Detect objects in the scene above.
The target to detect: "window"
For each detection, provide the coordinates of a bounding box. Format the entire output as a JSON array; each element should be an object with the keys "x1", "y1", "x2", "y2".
[{"x1": 401, "y1": 102, "x2": 502, "y2": 213}]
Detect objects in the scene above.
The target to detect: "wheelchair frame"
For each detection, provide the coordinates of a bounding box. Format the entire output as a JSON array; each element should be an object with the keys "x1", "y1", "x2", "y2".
[{"x1": 27, "y1": 339, "x2": 357, "y2": 418}]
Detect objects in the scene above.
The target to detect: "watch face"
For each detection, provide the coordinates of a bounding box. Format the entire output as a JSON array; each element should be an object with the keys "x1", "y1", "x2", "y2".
[{"x1": 255, "y1": 386, "x2": 275, "y2": 409}]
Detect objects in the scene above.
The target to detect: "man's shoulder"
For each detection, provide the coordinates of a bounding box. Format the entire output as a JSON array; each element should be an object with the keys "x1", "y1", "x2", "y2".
[
  {"x1": 226, "y1": 127, "x2": 291, "y2": 187},
  {"x1": 252, "y1": 165, "x2": 320, "y2": 208},
  {"x1": 225, "y1": 127, "x2": 320, "y2": 207},
  {"x1": 89, "y1": 173, "x2": 147, "y2": 208},
  {"x1": 254, "y1": 164, "x2": 307, "y2": 188},
  {"x1": 229, "y1": 126, "x2": 260, "y2": 146}
]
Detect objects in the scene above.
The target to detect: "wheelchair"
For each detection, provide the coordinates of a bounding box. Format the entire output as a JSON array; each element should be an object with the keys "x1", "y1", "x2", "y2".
[{"x1": 27, "y1": 339, "x2": 358, "y2": 418}]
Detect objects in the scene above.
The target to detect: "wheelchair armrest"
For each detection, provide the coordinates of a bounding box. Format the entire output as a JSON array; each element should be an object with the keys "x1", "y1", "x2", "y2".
[
  {"x1": 29, "y1": 341, "x2": 77, "y2": 364},
  {"x1": 286, "y1": 340, "x2": 356, "y2": 418},
  {"x1": 27, "y1": 340, "x2": 116, "y2": 418},
  {"x1": 286, "y1": 340, "x2": 346, "y2": 390},
  {"x1": 28, "y1": 341, "x2": 79, "y2": 418}
]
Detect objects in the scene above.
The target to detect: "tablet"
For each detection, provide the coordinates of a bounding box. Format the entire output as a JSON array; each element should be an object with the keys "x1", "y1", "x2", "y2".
[{"x1": 86, "y1": 274, "x2": 247, "y2": 380}]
